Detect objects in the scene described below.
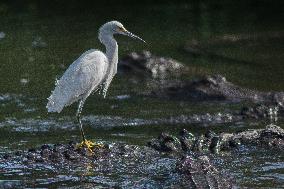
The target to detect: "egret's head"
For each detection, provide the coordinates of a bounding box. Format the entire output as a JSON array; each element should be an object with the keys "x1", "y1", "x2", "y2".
[{"x1": 99, "y1": 21, "x2": 145, "y2": 43}]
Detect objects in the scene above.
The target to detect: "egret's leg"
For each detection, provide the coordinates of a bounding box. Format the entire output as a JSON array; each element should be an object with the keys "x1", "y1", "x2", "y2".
[
  {"x1": 76, "y1": 99, "x2": 94, "y2": 152},
  {"x1": 76, "y1": 99, "x2": 102, "y2": 152},
  {"x1": 76, "y1": 99, "x2": 86, "y2": 142}
]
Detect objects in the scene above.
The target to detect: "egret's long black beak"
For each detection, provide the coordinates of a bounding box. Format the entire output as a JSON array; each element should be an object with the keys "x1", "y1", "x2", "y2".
[{"x1": 124, "y1": 30, "x2": 146, "y2": 43}]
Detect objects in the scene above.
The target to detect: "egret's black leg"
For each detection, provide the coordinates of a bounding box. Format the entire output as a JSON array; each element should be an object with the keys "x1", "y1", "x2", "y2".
[
  {"x1": 76, "y1": 99, "x2": 102, "y2": 153},
  {"x1": 76, "y1": 100, "x2": 97, "y2": 153},
  {"x1": 76, "y1": 99, "x2": 86, "y2": 142}
]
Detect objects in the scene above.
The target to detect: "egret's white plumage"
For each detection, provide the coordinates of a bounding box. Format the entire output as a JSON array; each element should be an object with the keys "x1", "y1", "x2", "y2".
[
  {"x1": 46, "y1": 21, "x2": 145, "y2": 146},
  {"x1": 47, "y1": 49, "x2": 108, "y2": 113}
]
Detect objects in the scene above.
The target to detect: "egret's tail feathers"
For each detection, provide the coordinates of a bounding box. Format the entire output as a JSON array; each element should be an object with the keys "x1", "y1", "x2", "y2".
[
  {"x1": 46, "y1": 78, "x2": 65, "y2": 113},
  {"x1": 46, "y1": 96, "x2": 64, "y2": 113},
  {"x1": 46, "y1": 87, "x2": 80, "y2": 113}
]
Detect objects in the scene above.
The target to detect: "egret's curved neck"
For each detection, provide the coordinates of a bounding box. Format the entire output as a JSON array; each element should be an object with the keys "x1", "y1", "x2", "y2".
[
  {"x1": 99, "y1": 32, "x2": 118, "y2": 66},
  {"x1": 98, "y1": 31, "x2": 118, "y2": 85}
]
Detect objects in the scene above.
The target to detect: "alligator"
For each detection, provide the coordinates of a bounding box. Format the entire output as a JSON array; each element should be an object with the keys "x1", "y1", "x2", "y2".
[
  {"x1": 1, "y1": 125, "x2": 282, "y2": 188},
  {"x1": 148, "y1": 124, "x2": 284, "y2": 154},
  {"x1": 1, "y1": 141, "x2": 233, "y2": 188},
  {"x1": 149, "y1": 74, "x2": 284, "y2": 104},
  {"x1": 118, "y1": 51, "x2": 186, "y2": 78},
  {"x1": 118, "y1": 52, "x2": 284, "y2": 116}
]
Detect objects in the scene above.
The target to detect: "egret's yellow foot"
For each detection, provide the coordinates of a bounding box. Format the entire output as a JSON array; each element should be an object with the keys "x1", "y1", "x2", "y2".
[{"x1": 76, "y1": 140, "x2": 103, "y2": 153}]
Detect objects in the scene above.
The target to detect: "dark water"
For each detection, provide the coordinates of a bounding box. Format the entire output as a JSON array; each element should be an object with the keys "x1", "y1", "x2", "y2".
[{"x1": 0, "y1": 1, "x2": 284, "y2": 188}]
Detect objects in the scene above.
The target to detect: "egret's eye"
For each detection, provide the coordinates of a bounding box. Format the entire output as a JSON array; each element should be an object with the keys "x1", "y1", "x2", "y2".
[{"x1": 117, "y1": 26, "x2": 125, "y2": 32}]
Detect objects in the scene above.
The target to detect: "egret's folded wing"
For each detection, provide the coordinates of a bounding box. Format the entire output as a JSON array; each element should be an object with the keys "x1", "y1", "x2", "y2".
[{"x1": 47, "y1": 49, "x2": 108, "y2": 113}]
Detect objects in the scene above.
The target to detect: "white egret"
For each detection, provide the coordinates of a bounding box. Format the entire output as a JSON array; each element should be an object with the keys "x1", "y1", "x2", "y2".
[{"x1": 46, "y1": 21, "x2": 145, "y2": 152}]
